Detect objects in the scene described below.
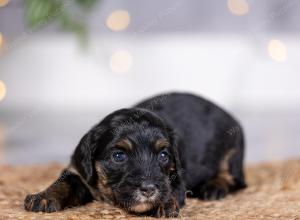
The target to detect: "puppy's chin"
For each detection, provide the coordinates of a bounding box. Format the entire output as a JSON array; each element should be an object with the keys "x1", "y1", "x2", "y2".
[
  {"x1": 126, "y1": 190, "x2": 160, "y2": 213},
  {"x1": 130, "y1": 202, "x2": 154, "y2": 213}
]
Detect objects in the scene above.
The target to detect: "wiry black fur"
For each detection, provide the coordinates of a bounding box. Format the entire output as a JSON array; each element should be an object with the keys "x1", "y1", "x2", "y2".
[{"x1": 24, "y1": 92, "x2": 246, "y2": 218}]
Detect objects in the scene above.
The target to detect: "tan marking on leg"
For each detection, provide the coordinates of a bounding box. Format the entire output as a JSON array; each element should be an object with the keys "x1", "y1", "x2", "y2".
[
  {"x1": 156, "y1": 204, "x2": 165, "y2": 217},
  {"x1": 67, "y1": 164, "x2": 103, "y2": 202},
  {"x1": 40, "y1": 199, "x2": 48, "y2": 210},
  {"x1": 27, "y1": 197, "x2": 34, "y2": 211},
  {"x1": 217, "y1": 148, "x2": 236, "y2": 186},
  {"x1": 95, "y1": 162, "x2": 114, "y2": 203},
  {"x1": 165, "y1": 196, "x2": 180, "y2": 217}
]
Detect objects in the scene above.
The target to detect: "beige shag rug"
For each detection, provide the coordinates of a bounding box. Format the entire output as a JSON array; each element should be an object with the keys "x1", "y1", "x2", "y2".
[{"x1": 0, "y1": 160, "x2": 300, "y2": 220}]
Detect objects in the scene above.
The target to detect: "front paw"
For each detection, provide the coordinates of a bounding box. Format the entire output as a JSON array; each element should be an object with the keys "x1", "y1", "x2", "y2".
[
  {"x1": 198, "y1": 182, "x2": 229, "y2": 200},
  {"x1": 154, "y1": 197, "x2": 180, "y2": 218},
  {"x1": 24, "y1": 193, "x2": 62, "y2": 212}
]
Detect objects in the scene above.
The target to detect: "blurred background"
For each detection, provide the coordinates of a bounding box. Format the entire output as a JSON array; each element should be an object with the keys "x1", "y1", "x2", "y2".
[{"x1": 0, "y1": 0, "x2": 299, "y2": 164}]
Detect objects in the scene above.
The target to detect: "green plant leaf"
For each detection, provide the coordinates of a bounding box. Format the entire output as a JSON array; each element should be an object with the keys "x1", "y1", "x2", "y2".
[{"x1": 25, "y1": 0, "x2": 100, "y2": 44}]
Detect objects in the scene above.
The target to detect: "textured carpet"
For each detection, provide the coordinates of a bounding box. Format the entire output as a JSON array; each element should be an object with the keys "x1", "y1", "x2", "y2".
[{"x1": 0, "y1": 160, "x2": 300, "y2": 220}]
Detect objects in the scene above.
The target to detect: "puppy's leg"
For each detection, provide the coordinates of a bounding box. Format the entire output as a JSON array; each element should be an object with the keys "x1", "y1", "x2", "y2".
[
  {"x1": 151, "y1": 179, "x2": 185, "y2": 218},
  {"x1": 152, "y1": 195, "x2": 180, "y2": 218},
  {"x1": 24, "y1": 169, "x2": 93, "y2": 212},
  {"x1": 228, "y1": 135, "x2": 247, "y2": 191},
  {"x1": 197, "y1": 136, "x2": 246, "y2": 200}
]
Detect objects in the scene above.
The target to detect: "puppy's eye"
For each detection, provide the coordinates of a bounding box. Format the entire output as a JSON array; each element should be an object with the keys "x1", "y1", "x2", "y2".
[
  {"x1": 111, "y1": 151, "x2": 127, "y2": 163},
  {"x1": 158, "y1": 150, "x2": 169, "y2": 164}
]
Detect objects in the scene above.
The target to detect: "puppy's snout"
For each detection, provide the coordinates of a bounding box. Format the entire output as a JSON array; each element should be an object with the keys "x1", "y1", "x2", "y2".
[{"x1": 139, "y1": 183, "x2": 157, "y2": 198}]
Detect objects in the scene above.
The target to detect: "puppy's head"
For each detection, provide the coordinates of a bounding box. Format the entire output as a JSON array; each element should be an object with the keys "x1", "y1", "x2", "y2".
[{"x1": 72, "y1": 108, "x2": 182, "y2": 213}]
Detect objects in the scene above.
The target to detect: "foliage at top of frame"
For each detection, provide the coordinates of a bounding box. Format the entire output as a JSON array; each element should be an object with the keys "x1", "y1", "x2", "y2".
[{"x1": 25, "y1": 0, "x2": 100, "y2": 43}]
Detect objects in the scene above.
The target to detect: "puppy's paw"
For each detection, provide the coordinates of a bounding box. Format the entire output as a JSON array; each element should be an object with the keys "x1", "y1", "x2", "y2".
[
  {"x1": 154, "y1": 197, "x2": 180, "y2": 218},
  {"x1": 198, "y1": 182, "x2": 229, "y2": 200},
  {"x1": 24, "y1": 193, "x2": 61, "y2": 212}
]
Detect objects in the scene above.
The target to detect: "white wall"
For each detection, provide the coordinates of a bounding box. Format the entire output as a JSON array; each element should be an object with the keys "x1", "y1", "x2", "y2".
[
  {"x1": 1, "y1": 33, "x2": 299, "y2": 112},
  {"x1": 1, "y1": 33, "x2": 300, "y2": 164}
]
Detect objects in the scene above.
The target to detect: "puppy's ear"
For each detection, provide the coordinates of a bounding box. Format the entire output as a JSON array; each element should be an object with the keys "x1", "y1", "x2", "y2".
[
  {"x1": 169, "y1": 130, "x2": 186, "y2": 206},
  {"x1": 170, "y1": 131, "x2": 183, "y2": 181},
  {"x1": 71, "y1": 127, "x2": 104, "y2": 186}
]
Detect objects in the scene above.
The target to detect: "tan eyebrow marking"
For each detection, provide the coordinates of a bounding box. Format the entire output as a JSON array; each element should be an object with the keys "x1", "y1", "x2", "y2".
[
  {"x1": 155, "y1": 138, "x2": 170, "y2": 151},
  {"x1": 115, "y1": 138, "x2": 133, "y2": 151}
]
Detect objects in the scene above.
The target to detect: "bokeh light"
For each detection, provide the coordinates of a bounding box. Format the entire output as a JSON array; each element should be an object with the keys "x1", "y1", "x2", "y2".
[
  {"x1": 0, "y1": 81, "x2": 7, "y2": 101},
  {"x1": 268, "y1": 39, "x2": 287, "y2": 62},
  {"x1": 227, "y1": 0, "x2": 249, "y2": 16},
  {"x1": 106, "y1": 10, "x2": 131, "y2": 31},
  {"x1": 0, "y1": 0, "x2": 9, "y2": 7},
  {"x1": 110, "y1": 50, "x2": 133, "y2": 73},
  {"x1": 0, "y1": 33, "x2": 3, "y2": 48}
]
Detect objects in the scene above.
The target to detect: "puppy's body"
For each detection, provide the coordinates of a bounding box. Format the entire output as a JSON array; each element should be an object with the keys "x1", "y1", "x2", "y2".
[
  {"x1": 24, "y1": 93, "x2": 246, "y2": 217},
  {"x1": 136, "y1": 93, "x2": 246, "y2": 195}
]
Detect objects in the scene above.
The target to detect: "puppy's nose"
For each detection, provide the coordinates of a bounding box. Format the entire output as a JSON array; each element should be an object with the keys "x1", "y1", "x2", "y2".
[{"x1": 139, "y1": 183, "x2": 156, "y2": 197}]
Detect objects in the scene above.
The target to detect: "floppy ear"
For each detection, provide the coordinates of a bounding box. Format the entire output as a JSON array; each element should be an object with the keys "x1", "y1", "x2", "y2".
[
  {"x1": 169, "y1": 130, "x2": 186, "y2": 206},
  {"x1": 169, "y1": 131, "x2": 184, "y2": 182},
  {"x1": 71, "y1": 126, "x2": 104, "y2": 186}
]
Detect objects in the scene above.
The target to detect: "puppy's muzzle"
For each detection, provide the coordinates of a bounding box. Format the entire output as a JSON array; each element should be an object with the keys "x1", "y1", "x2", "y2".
[{"x1": 130, "y1": 182, "x2": 160, "y2": 213}]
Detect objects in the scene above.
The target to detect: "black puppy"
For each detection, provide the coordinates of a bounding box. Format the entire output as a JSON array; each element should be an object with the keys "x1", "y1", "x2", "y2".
[{"x1": 24, "y1": 92, "x2": 246, "y2": 217}]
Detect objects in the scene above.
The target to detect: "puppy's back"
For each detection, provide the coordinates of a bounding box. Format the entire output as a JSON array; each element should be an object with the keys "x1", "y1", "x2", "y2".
[{"x1": 135, "y1": 92, "x2": 245, "y2": 190}]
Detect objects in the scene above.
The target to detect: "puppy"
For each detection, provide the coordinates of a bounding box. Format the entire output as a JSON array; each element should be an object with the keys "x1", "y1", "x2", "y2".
[{"x1": 24, "y1": 92, "x2": 246, "y2": 217}]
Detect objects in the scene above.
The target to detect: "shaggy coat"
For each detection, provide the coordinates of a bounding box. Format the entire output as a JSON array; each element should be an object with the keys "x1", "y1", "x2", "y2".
[{"x1": 24, "y1": 92, "x2": 246, "y2": 217}]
